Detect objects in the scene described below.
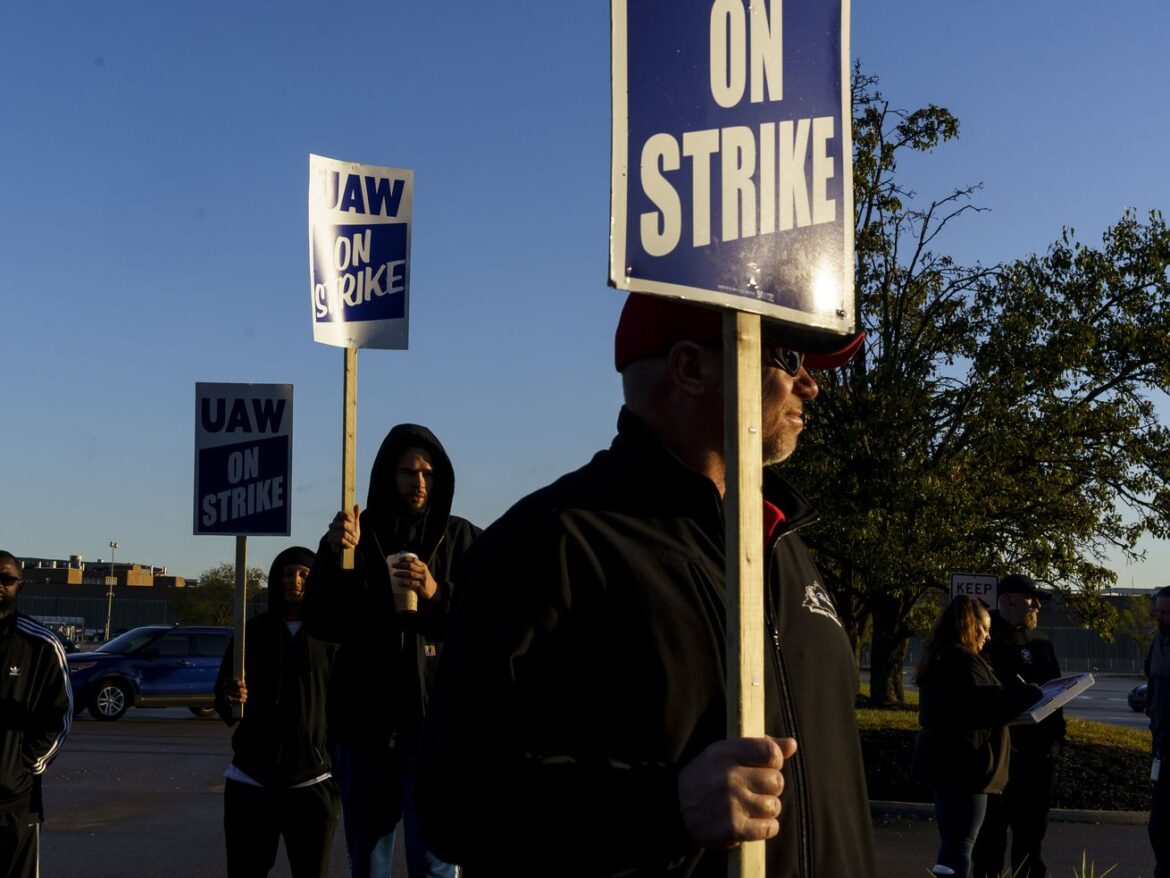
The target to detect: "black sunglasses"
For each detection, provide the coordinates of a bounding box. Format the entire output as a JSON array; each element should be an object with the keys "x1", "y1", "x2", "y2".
[
  {"x1": 765, "y1": 346, "x2": 805, "y2": 377},
  {"x1": 0, "y1": 573, "x2": 22, "y2": 588}
]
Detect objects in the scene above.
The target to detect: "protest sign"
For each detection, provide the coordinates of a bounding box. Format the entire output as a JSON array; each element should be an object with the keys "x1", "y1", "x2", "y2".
[
  {"x1": 194, "y1": 383, "x2": 293, "y2": 536},
  {"x1": 308, "y1": 154, "x2": 413, "y2": 349},
  {"x1": 610, "y1": 0, "x2": 852, "y2": 336},
  {"x1": 194, "y1": 381, "x2": 293, "y2": 718},
  {"x1": 611, "y1": 6, "x2": 852, "y2": 873}
]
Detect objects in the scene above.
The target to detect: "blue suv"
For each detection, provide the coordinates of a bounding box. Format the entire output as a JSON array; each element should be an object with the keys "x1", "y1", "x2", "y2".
[{"x1": 67, "y1": 625, "x2": 232, "y2": 720}]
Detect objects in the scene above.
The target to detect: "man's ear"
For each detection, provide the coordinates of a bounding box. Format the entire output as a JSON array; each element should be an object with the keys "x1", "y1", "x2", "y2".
[{"x1": 667, "y1": 341, "x2": 719, "y2": 397}]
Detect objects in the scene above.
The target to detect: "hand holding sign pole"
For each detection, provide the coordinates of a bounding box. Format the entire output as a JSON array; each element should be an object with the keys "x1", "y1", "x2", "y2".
[
  {"x1": 308, "y1": 155, "x2": 413, "y2": 570},
  {"x1": 611, "y1": 3, "x2": 851, "y2": 874}
]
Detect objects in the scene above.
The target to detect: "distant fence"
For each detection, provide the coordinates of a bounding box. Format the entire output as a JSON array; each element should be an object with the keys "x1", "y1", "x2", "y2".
[
  {"x1": 894, "y1": 626, "x2": 1147, "y2": 674},
  {"x1": 21, "y1": 592, "x2": 271, "y2": 640}
]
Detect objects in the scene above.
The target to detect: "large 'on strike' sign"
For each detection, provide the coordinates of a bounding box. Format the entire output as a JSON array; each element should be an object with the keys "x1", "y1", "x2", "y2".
[
  {"x1": 610, "y1": 0, "x2": 852, "y2": 335},
  {"x1": 194, "y1": 383, "x2": 293, "y2": 537}
]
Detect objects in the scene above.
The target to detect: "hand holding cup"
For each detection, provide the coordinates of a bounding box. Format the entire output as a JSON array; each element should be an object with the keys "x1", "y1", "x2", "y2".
[{"x1": 387, "y1": 552, "x2": 420, "y2": 613}]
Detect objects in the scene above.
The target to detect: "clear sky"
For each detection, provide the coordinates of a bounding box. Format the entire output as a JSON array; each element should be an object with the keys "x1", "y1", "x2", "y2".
[{"x1": 2, "y1": 1, "x2": 1167, "y2": 588}]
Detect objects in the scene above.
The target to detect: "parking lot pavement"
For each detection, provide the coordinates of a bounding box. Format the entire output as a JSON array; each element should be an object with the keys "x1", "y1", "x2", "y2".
[
  {"x1": 874, "y1": 806, "x2": 1155, "y2": 877},
  {"x1": 40, "y1": 710, "x2": 358, "y2": 878},
  {"x1": 41, "y1": 709, "x2": 1155, "y2": 877}
]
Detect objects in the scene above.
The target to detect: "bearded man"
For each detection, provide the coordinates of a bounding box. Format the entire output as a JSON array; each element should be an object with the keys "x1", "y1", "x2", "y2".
[{"x1": 973, "y1": 574, "x2": 1065, "y2": 878}]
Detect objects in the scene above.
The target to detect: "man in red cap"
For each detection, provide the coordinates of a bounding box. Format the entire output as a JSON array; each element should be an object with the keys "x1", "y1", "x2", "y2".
[{"x1": 417, "y1": 294, "x2": 875, "y2": 877}]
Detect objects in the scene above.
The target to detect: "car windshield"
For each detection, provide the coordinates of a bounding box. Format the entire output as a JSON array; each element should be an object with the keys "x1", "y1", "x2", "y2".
[{"x1": 96, "y1": 628, "x2": 164, "y2": 655}]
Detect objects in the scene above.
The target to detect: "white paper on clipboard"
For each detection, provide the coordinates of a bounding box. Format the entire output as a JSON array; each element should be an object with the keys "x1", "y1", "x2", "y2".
[{"x1": 1009, "y1": 673, "x2": 1095, "y2": 725}]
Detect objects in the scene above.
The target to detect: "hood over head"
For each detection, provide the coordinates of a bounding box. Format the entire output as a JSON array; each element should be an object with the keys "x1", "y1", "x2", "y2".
[
  {"x1": 365, "y1": 423, "x2": 456, "y2": 561},
  {"x1": 267, "y1": 545, "x2": 315, "y2": 614}
]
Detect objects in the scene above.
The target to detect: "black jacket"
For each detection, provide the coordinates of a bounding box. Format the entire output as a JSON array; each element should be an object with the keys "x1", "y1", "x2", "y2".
[
  {"x1": 417, "y1": 408, "x2": 876, "y2": 877},
  {"x1": 214, "y1": 547, "x2": 337, "y2": 788},
  {"x1": 913, "y1": 646, "x2": 1040, "y2": 794},
  {"x1": 982, "y1": 610, "x2": 1065, "y2": 755},
  {"x1": 304, "y1": 423, "x2": 480, "y2": 745},
  {"x1": 0, "y1": 612, "x2": 72, "y2": 817},
  {"x1": 1146, "y1": 630, "x2": 1170, "y2": 757}
]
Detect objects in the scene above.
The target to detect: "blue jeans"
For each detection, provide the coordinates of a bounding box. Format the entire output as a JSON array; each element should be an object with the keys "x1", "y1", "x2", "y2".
[
  {"x1": 333, "y1": 740, "x2": 456, "y2": 878},
  {"x1": 931, "y1": 785, "x2": 989, "y2": 878}
]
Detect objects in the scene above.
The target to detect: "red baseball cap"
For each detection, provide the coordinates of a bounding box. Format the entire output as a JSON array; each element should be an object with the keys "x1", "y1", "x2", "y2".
[{"x1": 614, "y1": 294, "x2": 864, "y2": 372}]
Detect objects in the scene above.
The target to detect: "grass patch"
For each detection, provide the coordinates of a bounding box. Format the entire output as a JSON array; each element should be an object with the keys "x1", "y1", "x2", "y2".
[{"x1": 858, "y1": 704, "x2": 1153, "y2": 810}]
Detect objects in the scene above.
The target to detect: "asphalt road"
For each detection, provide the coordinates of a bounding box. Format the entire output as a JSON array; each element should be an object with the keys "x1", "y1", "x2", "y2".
[
  {"x1": 1062, "y1": 673, "x2": 1150, "y2": 730},
  {"x1": 40, "y1": 709, "x2": 354, "y2": 878},
  {"x1": 38, "y1": 691, "x2": 1154, "y2": 877}
]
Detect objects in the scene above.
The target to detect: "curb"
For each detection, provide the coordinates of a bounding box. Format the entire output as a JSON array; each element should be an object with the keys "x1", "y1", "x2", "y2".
[{"x1": 871, "y1": 801, "x2": 1148, "y2": 826}]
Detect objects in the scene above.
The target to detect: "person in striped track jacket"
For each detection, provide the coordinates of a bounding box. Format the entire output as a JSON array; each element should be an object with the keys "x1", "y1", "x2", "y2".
[{"x1": 0, "y1": 550, "x2": 72, "y2": 878}]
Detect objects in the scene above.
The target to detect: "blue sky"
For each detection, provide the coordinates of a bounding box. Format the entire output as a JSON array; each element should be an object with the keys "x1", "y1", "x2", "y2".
[{"x1": 2, "y1": 1, "x2": 1167, "y2": 589}]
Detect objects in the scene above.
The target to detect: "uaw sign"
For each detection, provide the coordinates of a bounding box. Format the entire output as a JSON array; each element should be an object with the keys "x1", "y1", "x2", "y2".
[
  {"x1": 610, "y1": 0, "x2": 852, "y2": 333},
  {"x1": 308, "y1": 154, "x2": 413, "y2": 349},
  {"x1": 194, "y1": 383, "x2": 293, "y2": 536}
]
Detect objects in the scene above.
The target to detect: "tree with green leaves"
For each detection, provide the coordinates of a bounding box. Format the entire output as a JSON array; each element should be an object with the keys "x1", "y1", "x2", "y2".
[
  {"x1": 798, "y1": 68, "x2": 1170, "y2": 705},
  {"x1": 174, "y1": 562, "x2": 266, "y2": 626}
]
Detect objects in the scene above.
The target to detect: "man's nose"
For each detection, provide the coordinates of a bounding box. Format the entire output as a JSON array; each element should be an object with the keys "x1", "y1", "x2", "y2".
[{"x1": 795, "y1": 368, "x2": 819, "y2": 400}]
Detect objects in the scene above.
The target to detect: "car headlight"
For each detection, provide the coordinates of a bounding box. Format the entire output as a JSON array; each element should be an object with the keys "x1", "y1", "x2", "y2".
[{"x1": 69, "y1": 662, "x2": 97, "y2": 672}]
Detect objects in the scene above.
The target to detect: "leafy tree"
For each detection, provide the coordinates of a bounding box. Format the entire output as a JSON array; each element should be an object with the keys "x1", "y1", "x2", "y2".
[
  {"x1": 175, "y1": 562, "x2": 266, "y2": 626},
  {"x1": 798, "y1": 68, "x2": 1170, "y2": 705},
  {"x1": 1114, "y1": 593, "x2": 1158, "y2": 653}
]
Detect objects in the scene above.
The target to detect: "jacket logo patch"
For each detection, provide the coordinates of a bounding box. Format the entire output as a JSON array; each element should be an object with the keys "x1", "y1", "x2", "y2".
[
  {"x1": 7, "y1": 665, "x2": 18, "y2": 677},
  {"x1": 802, "y1": 582, "x2": 842, "y2": 628},
  {"x1": 1020, "y1": 647, "x2": 1033, "y2": 664}
]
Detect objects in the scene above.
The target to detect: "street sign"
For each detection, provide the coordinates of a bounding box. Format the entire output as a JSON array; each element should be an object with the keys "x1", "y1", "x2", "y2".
[
  {"x1": 610, "y1": 0, "x2": 853, "y2": 335},
  {"x1": 950, "y1": 572, "x2": 998, "y2": 606},
  {"x1": 308, "y1": 154, "x2": 413, "y2": 349},
  {"x1": 194, "y1": 383, "x2": 293, "y2": 536}
]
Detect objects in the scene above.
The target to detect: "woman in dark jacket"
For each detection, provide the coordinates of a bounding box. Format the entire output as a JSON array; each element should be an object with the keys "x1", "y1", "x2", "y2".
[{"x1": 913, "y1": 596, "x2": 1041, "y2": 877}]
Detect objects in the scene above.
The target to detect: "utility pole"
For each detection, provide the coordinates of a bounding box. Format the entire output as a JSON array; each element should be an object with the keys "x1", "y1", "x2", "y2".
[{"x1": 104, "y1": 540, "x2": 118, "y2": 641}]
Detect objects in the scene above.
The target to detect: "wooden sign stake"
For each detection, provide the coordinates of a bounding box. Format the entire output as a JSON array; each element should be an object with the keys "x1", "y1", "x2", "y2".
[
  {"x1": 232, "y1": 534, "x2": 247, "y2": 720},
  {"x1": 341, "y1": 346, "x2": 358, "y2": 570},
  {"x1": 723, "y1": 310, "x2": 766, "y2": 878}
]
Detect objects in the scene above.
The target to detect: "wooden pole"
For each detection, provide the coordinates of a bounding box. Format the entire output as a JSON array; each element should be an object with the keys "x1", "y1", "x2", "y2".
[
  {"x1": 232, "y1": 535, "x2": 247, "y2": 720},
  {"x1": 341, "y1": 346, "x2": 358, "y2": 570},
  {"x1": 723, "y1": 310, "x2": 765, "y2": 878}
]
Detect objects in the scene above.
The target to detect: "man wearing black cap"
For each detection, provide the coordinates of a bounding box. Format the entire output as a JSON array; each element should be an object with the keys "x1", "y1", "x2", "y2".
[
  {"x1": 973, "y1": 574, "x2": 1065, "y2": 878},
  {"x1": 417, "y1": 294, "x2": 874, "y2": 877}
]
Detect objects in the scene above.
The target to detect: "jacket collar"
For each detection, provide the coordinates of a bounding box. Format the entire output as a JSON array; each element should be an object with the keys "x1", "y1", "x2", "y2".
[{"x1": 612, "y1": 407, "x2": 819, "y2": 535}]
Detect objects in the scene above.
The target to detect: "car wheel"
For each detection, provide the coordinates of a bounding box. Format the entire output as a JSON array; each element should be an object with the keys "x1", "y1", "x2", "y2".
[
  {"x1": 189, "y1": 706, "x2": 216, "y2": 719},
  {"x1": 89, "y1": 681, "x2": 130, "y2": 721}
]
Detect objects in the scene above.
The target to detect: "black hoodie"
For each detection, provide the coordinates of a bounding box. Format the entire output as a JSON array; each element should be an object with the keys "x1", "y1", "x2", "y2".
[
  {"x1": 304, "y1": 423, "x2": 480, "y2": 746},
  {"x1": 214, "y1": 546, "x2": 337, "y2": 787}
]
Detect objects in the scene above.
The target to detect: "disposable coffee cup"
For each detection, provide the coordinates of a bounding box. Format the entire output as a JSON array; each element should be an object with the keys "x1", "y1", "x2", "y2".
[{"x1": 387, "y1": 552, "x2": 419, "y2": 614}]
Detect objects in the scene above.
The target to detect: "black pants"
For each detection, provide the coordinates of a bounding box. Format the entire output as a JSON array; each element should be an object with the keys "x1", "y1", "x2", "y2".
[
  {"x1": 972, "y1": 754, "x2": 1055, "y2": 878},
  {"x1": 0, "y1": 814, "x2": 39, "y2": 878},
  {"x1": 1151, "y1": 761, "x2": 1170, "y2": 878},
  {"x1": 223, "y1": 777, "x2": 341, "y2": 878}
]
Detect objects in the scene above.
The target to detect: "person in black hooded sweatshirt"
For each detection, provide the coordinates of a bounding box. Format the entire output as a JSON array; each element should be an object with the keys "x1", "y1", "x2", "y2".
[
  {"x1": 304, "y1": 423, "x2": 479, "y2": 878},
  {"x1": 214, "y1": 545, "x2": 340, "y2": 878}
]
